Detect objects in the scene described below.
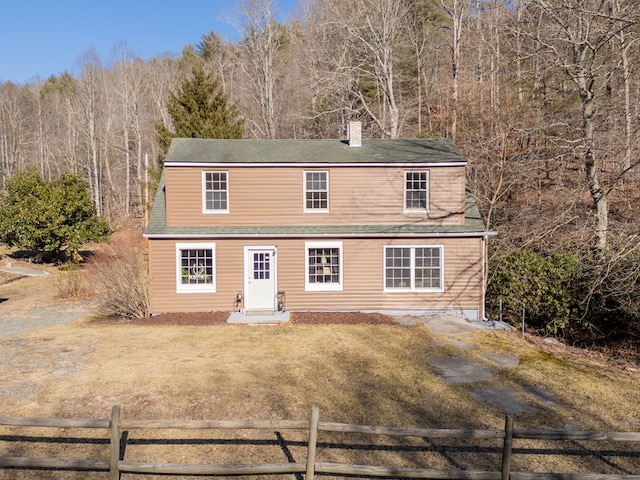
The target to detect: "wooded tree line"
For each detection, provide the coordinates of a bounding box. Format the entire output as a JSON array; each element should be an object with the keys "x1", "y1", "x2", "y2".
[{"x1": 2, "y1": 0, "x2": 640, "y2": 342}]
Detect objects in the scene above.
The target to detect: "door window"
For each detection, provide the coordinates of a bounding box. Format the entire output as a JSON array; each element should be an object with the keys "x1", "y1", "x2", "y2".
[{"x1": 253, "y1": 252, "x2": 270, "y2": 280}]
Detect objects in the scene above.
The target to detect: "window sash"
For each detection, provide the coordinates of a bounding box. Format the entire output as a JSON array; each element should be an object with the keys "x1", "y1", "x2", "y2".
[
  {"x1": 308, "y1": 248, "x2": 340, "y2": 284},
  {"x1": 203, "y1": 171, "x2": 229, "y2": 212},
  {"x1": 384, "y1": 246, "x2": 442, "y2": 291},
  {"x1": 404, "y1": 171, "x2": 428, "y2": 211},
  {"x1": 176, "y1": 243, "x2": 216, "y2": 293},
  {"x1": 253, "y1": 252, "x2": 271, "y2": 280},
  {"x1": 305, "y1": 242, "x2": 342, "y2": 291},
  {"x1": 180, "y1": 249, "x2": 213, "y2": 285},
  {"x1": 304, "y1": 171, "x2": 329, "y2": 211}
]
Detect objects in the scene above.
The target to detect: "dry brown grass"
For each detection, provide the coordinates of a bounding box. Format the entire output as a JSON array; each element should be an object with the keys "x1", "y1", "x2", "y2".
[
  {"x1": 1, "y1": 318, "x2": 639, "y2": 479},
  {"x1": 2, "y1": 253, "x2": 639, "y2": 478}
]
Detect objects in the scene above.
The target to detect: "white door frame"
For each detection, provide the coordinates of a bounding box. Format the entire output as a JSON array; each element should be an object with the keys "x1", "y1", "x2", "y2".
[{"x1": 243, "y1": 245, "x2": 278, "y2": 313}]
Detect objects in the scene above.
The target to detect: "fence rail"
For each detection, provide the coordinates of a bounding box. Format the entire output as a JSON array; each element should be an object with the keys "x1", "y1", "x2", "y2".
[{"x1": 1, "y1": 405, "x2": 639, "y2": 479}]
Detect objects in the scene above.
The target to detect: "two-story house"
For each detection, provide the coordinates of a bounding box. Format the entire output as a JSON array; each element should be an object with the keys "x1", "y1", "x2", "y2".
[{"x1": 144, "y1": 122, "x2": 493, "y2": 321}]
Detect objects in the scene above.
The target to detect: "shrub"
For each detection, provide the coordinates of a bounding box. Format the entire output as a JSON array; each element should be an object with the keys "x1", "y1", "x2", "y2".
[
  {"x1": 55, "y1": 264, "x2": 89, "y2": 299},
  {"x1": 85, "y1": 227, "x2": 148, "y2": 318},
  {"x1": 0, "y1": 171, "x2": 110, "y2": 262},
  {"x1": 487, "y1": 248, "x2": 586, "y2": 334},
  {"x1": 578, "y1": 242, "x2": 640, "y2": 341}
]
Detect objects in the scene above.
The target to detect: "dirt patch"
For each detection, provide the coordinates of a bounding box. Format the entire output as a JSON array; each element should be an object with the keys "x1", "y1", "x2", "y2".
[
  {"x1": 89, "y1": 310, "x2": 231, "y2": 326},
  {"x1": 525, "y1": 333, "x2": 640, "y2": 374}
]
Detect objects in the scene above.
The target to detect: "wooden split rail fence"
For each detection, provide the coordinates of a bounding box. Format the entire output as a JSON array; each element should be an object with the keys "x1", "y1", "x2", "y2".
[{"x1": 1, "y1": 405, "x2": 639, "y2": 479}]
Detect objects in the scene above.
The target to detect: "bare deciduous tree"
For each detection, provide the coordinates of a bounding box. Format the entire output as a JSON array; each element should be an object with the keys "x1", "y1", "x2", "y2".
[
  {"x1": 236, "y1": 0, "x2": 286, "y2": 138},
  {"x1": 525, "y1": 0, "x2": 640, "y2": 251},
  {"x1": 441, "y1": 0, "x2": 465, "y2": 141},
  {"x1": 75, "y1": 50, "x2": 104, "y2": 215},
  {"x1": 313, "y1": 0, "x2": 410, "y2": 138}
]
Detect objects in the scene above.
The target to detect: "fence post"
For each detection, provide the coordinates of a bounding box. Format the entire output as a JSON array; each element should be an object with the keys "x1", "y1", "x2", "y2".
[
  {"x1": 110, "y1": 405, "x2": 121, "y2": 480},
  {"x1": 306, "y1": 405, "x2": 320, "y2": 480},
  {"x1": 501, "y1": 414, "x2": 514, "y2": 480}
]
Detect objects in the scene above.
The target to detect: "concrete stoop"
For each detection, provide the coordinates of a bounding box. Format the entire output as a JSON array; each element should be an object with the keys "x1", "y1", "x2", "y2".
[{"x1": 227, "y1": 311, "x2": 290, "y2": 325}]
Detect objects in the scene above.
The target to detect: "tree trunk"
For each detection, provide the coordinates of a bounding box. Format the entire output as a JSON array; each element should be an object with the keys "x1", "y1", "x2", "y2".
[
  {"x1": 442, "y1": 0, "x2": 464, "y2": 141},
  {"x1": 577, "y1": 64, "x2": 608, "y2": 251}
]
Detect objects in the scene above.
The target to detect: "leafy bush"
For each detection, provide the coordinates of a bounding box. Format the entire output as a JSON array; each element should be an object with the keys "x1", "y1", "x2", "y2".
[
  {"x1": 577, "y1": 242, "x2": 640, "y2": 341},
  {"x1": 0, "y1": 171, "x2": 110, "y2": 262},
  {"x1": 85, "y1": 227, "x2": 148, "y2": 318},
  {"x1": 487, "y1": 248, "x2": 586, "y2": 334}
]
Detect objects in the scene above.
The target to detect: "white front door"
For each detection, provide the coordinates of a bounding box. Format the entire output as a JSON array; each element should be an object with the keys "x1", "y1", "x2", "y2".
[{"x1": 244, "y1": 246, "x2": 277, "y2": 312}]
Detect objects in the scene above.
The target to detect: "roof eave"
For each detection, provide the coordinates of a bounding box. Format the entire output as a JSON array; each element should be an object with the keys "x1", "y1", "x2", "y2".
[
  {"x1": 164, "y1": 161, "x2": 466, "y2": 168},
  {"x1": 144, "y1": 231, "x2": 497, "y2": 240}
]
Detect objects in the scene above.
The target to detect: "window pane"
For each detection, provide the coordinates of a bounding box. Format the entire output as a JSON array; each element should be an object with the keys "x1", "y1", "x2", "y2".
[
  {"x1": 308, "y1": 247, "x2": 339, "y2": 284},
  {"x1": 405, "y1": 171, "x2": 427, "y2": 209},
  {"x1": 205, "y1": 172, "x2": 228, "y2": 211},
  {"x1": 253, "y1": 252, "x2": 270, "y2": 280},
  {"x1": 305, "y1": 171, "x2": 328, "y2": 210},
  {"x1": 180, "y1": 249, "x2": 213, "y2": 285},
  {"x1": 415, "y1": 247, "x2": 441, "y2": 289},
  {"x1": 386, "y1": 246, "x2": 441, "y2": 290},
  {"x1": 385, "y1": 248, "x2": 411, "y2": 288}
]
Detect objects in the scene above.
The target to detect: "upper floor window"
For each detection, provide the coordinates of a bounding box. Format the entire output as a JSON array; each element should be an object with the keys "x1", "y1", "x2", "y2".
[
  {"x1": 384, "y1": 245, "x2": 443, "y2": 291},
  {"x1": 202, "y1": 171, "x2": 229, "y2": 213},
  {"x1": 305, "y1": 241, "x2": 343, "y2": 291},
  {"x1": 404, "y1": 170, "x2": 428, "y2": 212},
  {"x1": 176, "y1": 243, "x2": 216, "y2": 293},
  {"x1": 304, "y1": 171, "x2": 329, "y2": 212}
]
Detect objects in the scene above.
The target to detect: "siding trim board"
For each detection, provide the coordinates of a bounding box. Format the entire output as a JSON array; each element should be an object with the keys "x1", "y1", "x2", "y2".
[
  {"x1": 146, "y1": 232, "x2": 494, "y2": 240},
  {"x1": 165, "y1": 162, "x2": 466, "y2": 168}
]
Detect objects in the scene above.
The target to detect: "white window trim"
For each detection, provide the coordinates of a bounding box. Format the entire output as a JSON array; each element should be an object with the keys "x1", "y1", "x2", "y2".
[
  {"x1": 303, "y1": 170, "x2": 329, "y2": 213},
  {"x1": 202, "y1": 171, "x2": 230, "y2": 214},
  {"x1": 305, "y1": 241, "x2": 343, "y2": 292},
  {"x1": 176, "y1": 242, "x2": 216, "y2": 293},
  {"x1": 403, "y1": 170, "x2": 429, "y2": 214},
  {"x1": 383, "y1": 245, "x2": 444, "y2": 293}
]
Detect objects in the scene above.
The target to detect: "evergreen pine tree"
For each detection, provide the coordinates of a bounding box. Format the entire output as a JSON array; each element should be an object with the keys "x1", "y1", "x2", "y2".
[{"x1": 156, "y1": 65, "x2": 244, "y2": 156}]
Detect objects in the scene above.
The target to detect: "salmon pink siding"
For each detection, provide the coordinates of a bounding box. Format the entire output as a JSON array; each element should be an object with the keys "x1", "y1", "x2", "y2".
[
  {"x1": 148, "y1": 237, "x2": 484, "y2": 319},
  {"x1": 164, "y1": 166, "x2": 466, "y2": 228},
  {"x1": 145, "y1": 136, "x2": 493, "y2": 320}
]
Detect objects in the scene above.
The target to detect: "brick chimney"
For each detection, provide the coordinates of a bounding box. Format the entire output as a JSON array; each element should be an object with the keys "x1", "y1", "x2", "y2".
[{"x1": 347, "y1": 120, "x2": 362, "y2": 147}]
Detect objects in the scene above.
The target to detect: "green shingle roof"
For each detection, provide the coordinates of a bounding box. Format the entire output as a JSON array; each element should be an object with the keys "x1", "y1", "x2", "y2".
[{"x1": 163, "y1": 137, "x2": 466, "y2": 165}]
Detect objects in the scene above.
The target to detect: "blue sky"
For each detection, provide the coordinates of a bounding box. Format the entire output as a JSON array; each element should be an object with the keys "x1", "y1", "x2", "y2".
[{"x1": 0, "y1": 0, "x2": 296, "y2": 84}]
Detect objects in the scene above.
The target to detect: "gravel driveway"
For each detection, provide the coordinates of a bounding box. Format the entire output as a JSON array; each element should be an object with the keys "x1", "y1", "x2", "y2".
[
  {"x1": 0, "y1": 264, "x2": 99, "y2": 337},
  {"x1": 0, "y1": 301, "x2": 99, "y2": 337}
]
